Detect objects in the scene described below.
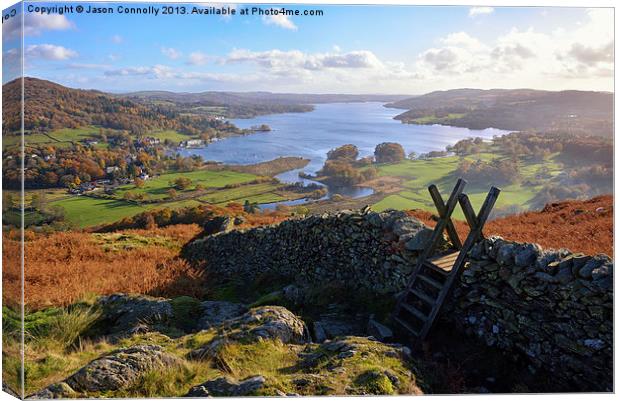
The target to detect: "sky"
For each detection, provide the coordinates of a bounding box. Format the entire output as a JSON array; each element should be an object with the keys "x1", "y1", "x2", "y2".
[{"x1": 1, "y1": 2, "x2": 615, "y2": 94}]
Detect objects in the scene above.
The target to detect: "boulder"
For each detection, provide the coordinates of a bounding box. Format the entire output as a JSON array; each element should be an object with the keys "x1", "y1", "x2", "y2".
[
  {"x1": 185, "y1": 376, "x2": 265, "y2": 397},
  {"x1": 367, "y1": 318, "x2": 393, "y2": 341},
  {"x1": 189, "y1": 306, "x2": 310, "y2": 360},
  {"x1": 97, "y1": 294, "x2": 173, "y2": 337},
  {"x1": 33, "y1": 345, "x2": 181, "y2": 397},
  {"x1": 196, "y1": 301, "x2": 248, "y2": 330},
  {"x1": 404, "y1": 228, "x2": 435, "y2": 251}
]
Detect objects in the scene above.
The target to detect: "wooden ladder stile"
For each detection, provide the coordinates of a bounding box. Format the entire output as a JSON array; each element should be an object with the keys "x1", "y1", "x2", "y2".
[{"x1": 392, "y1": 179, "x2": 500, "y2": 341}]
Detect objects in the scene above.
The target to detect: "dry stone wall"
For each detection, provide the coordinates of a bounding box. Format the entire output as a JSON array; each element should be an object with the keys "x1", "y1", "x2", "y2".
[
  {"x1": 446, "y1": 236, "x2": 613, "y2": 391},
  {"x1": 183, "y1": 209, "x2": 613, "y2": 391},
  {"x1": 183, "y1": 209, "x2": 431, "y2": 295}
]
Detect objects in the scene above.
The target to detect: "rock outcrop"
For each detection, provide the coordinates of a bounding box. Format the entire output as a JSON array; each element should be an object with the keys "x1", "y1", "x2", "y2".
[{"x1": 31, "y1": 345, "x2": 182, "y2": 398}]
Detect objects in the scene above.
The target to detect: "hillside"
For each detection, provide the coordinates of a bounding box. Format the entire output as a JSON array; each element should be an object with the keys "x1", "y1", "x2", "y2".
[
  {"x1": 2, "y1": 77, "x2": 230, "y2": 136},
  {"x1": 386, "y1": 88, "x2": 613, "y2": 136},
  {"x1": 409, "y1": 195, "x2": 613, "y2": 256}
]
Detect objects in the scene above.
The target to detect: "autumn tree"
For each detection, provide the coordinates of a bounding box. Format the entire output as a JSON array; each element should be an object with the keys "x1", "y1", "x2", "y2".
[{"x1": 374, "y1": 142, "x2": 405, "y2": 163}]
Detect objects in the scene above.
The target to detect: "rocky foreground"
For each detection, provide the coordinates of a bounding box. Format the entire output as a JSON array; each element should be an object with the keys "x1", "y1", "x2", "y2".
[{"x1": 28, "y1": 294, "x2": 422, "y2": 398}]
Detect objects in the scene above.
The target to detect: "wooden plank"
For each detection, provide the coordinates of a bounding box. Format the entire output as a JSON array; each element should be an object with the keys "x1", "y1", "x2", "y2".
[
  {"x1": 394, "y1": 316, "x2": 421, "y2": 337},
  {"x1": 458, "y1": 193, "x2": 478, "y2": 231},
  {"x1": 410, "y1": 288, "x2": 436, "y2": 305},
  {"x1": 417, "y1": 274, "x2": 443, "y2": 290},
  {"x1": 424, "y1": 261, "x2": 450, "y2": 275},
  {"x1": 401, "y1": 303, "x2": 428, "y2": 321},
  {"x1": 428, "y1": 185, "x2": 462, "y2": 249}
]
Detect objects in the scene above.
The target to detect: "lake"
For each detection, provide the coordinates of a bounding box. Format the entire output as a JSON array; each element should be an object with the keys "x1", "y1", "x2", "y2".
[{"x1": 180, "y1": 102, "x2": 509, "y2": 206}]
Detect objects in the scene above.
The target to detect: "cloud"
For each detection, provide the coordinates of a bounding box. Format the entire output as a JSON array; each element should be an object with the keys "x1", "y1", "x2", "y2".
[
  {"x1": 469, "y1": 7, "x2": 494, "y2": 17},
  {"x1": 225, "y1": 49, "x2": 385, "y2": 71},
  {"x1": 25, "y1": 44, "x2": 78, "y2": 61},
  {"x1": 187, "y1": 51, "x2": 209, "y2": 65},
  {"x1": 111, "y1": 35, "x2": 123, "y2": 44},
  {"x1": 161, "y1": 47, "x2": 182, "y2": 60},
  {"x1": 566, "y1": 42, "x2": 613, "y2": 66},
  {"x1": 104, "y1": 65, "x2": 174, "y2": 79},
  {"x1": 3, "y1": 13, "x2": 74, "y2": 39},
  {"x1": 262, "y1": 14, "x2": 297, "y2": 30},
  {"x1": 414, "y1": 8, "x2": 613, "y2": 91}
]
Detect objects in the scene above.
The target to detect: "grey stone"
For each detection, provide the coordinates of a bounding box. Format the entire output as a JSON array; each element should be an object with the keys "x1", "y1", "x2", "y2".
[
  {"x1": 197, "y1": 301, "x2": 247, "y2": 330},
  {"x1": 514, "y1": 243, "x2": 542, "y2": 267},
  {"x1": 367, "y1": 318, "x2": 393, "y2": 341},
  {"x1": 186, "y1": 376, "x2": 265, "y2": 397},
  {"x1": 37, "y1": 345, "x2": 182, "y2": 395},
  {"x1": 404, "y1": 227, "x2": 434, "y2": 251}
]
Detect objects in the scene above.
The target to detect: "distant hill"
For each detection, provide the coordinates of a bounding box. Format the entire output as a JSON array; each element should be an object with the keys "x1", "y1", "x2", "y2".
[
  {"x1": 123, "y1": 90, "x2": 409, "y2": 106},
  {"x1": 386, "y1": 88, "x2": 613, "y2": 136},
  {"x1": 123, "y1": 91, "x2": 410, "y2": 119}
]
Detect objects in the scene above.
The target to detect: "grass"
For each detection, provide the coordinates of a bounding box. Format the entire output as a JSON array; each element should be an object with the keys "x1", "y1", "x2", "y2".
[
  {"x1": 372, "y1": 153, "x2": 564, "y2": 219},
  {"x1": 410, "y1": 113, "x2": 466, "y2": 124},
  {"x1": 148, "y1": 130, "x2": 197, "y2": 143},
  {"x1": 50, "y1": 197, "x2": 152, "y2": 228},
  {"x1": 199, "y1": 183, "x2": 286, "y2": 205},
  {"x1": 115, "y1": 170, "x2": 259, "y2": 200}
]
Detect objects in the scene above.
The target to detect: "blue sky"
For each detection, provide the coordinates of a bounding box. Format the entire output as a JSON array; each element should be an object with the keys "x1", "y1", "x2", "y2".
[{"x1": 2, "y1": 3, "x2": 614, "y2": 94}]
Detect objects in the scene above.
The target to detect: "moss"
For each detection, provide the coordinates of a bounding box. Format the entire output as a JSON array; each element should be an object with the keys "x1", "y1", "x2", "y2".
[
  {"x1": 170, "y1": 296, "x2": 202, "y2": 332},
  {"x1": 355, "y1": 369, "x2": 395, "y2": 395},
  {"x1": 249, "y1": 290, "x2": 284, "y2": 308}
]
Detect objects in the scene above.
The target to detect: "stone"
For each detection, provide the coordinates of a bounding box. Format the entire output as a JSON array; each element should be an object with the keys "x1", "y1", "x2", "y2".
[
  {"x1": 367, "y1": 318, "x2": 393, "y2": 341},
  {"x1": 282, "y1": 284, "x2": 304, "y2": 306},
  {"x1": 196, "y1": 301, "x2": 248, "y2": 330},
  {"x1": 29, "y1": 382, "x2": 76, "y2": 399},
  {"x1": 186, "y1": 376, "x2": 265, "y2": 397},
  {"x1": 313, "y1": 321, "x2": 328, "y2": 343},
  {"x1": 514, "y1": 243, "x2": 541, "y2": 267},
  {"x1": 404, "y1": 228, "x2": 434, "y2": 251},
  {"x1": 497, "y1": 244, "x2": 515, "y2": 265},
  {"x1": 202, "y1": 216, "x2": 234, "y2": 236},
  {"x1": 39, "y1": 345, "x2": 181, "y2": 395},
  {"x1": 97, "y1": 294, "x2": 173, "y2": 337}
]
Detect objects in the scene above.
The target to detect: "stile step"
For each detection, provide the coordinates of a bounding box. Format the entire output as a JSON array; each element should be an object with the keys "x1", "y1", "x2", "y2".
[
  {"x1": 401, "y1": 302, "x2": 428, "y2": 322},
  {"x1": 424, "y1": 261, "x2": 450, "y2": 276},
  {"x1": 410, "y1": 288, "x2": 436, "y2": 305},
  {"x1": 394, "y1": 316, "x2": 421, "y2": 337},
  {"x1": 417, "y1": 274, "x2": 443, "y2": 290}
]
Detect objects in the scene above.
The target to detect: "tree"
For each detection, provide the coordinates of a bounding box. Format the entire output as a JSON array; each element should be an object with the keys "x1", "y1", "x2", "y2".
[
  {"x1": 173, "y1": 176, "x2": 192, "y2": 190},
  {"x1": 167, "y1": 188, "x2": 178, "y2": 199},
  {"x1": 374, "y1": 142, "x2": 405, "y2": 163},
  {"x1": 327, "y1": 144, "x2": 359, "y2": 162},
  {"x1": 407, "y1": 152, "x2": 418, "y2": 160}
]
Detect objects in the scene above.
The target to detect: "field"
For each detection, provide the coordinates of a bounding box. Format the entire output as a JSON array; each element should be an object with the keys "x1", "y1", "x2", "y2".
[
  {"x1": 114, "y1": 170, "x2": 259, "y2": 200},
  {"x1": 44, "y1": 169, "x2": 304, "y2": 228},
  {"x1": 372, "y1": 152, "x2": 564, "y2": 219},
  {"x1": 3, "y1": 127, "x2": 104, "y2": 149},
  {"x1": 148, "y1": 129, "x2": 197, "y2": 142},
  {"x1": 409, "y1": 113, "x2": 466, "y2": 124}
]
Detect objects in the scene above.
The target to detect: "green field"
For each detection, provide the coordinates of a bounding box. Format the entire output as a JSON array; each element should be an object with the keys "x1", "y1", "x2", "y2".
[
  {"x1": 372, "y1": 153, "x2": 563, "y2": 219},
  {"x1": 115, "y1": 170, "x2": 260, "y2": 200},
  {"x1": 199, "y1": 182, "x2": 287, "y2": 205},
  {"x1": 46, "y1": 170, "x2": 298, "y2": 227},
  {"x1": 410, "y1": 113, "x2": 466, "y2": 125},
  {"x1": 148, "y1": 130, "x2": 197, "y2": 143}
]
